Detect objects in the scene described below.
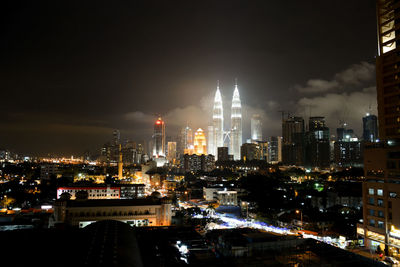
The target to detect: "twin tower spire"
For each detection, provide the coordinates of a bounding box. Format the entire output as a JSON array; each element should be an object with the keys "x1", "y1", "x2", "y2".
[{"x1": 210, "y1": 80, "x2": 242, "y2": 160}]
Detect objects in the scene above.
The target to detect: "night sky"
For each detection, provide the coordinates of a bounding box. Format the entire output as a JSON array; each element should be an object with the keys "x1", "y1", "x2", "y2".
[{"x1": 1, "y1": 0, "x2": 377, "y2": 156}]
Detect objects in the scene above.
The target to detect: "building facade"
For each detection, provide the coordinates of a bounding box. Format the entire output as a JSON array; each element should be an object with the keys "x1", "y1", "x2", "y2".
[
  {"x1": 240, "y1": 143, "x2": 261, "y2": 161},
  {"x1": 217, "y1": 147, "x2": 229, "y2": 161},
  {"x1": 251, "y1": 114, "x2": 262, "y2": 142},
  {"x1": 212, "y1": 85, "x2": 224, "y2": 158},
  {"x1": 53, "y1": 198, "x2": 172, "y2": 228},
  {"x1": 282, "y1": 116, "x2": 305, "y2": 166},
  {"x1": 268, "y1": 136, "x2": 282, "y2": 163},
  {"x1": 363, "y1": 114, "x2": 379, "y2": 142},
  {"x1": 194, "y1": 128, "x2": 207, "y2": 155},
  {"x1": 183, "y1": 154, "x2": 215, "y2": 172},
  {"x1": 230, "y1": 82, "x2": 242, "y2": 160},
  {"x1": 167, "y1": 141, "x2": 177, "y2": 163},
  {"x1": 358, "y1": 1, "x2": 400, "y2": 258},
  {"x1": 153, "y1": 117, "x2": 166, "y2": 157},
  {"x1": 305, "y1": 117, "x2": 330, "y2": 169}
]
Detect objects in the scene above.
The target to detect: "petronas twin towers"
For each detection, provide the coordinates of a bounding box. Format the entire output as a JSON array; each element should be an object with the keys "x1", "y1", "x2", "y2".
[{"x1": 209, "y1": 81, "x2": 242, "y2": 160}]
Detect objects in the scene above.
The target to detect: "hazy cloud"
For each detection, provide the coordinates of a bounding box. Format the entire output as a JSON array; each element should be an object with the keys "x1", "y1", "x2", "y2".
[
  {"x1": 295, "y1": 61, "x2": 375, "y2": 94},
  {"x1": 295, "y1": 79, "x2": 339, "y2": 94},
  {"x1": 296, "y1": 86, "x2": 377, "y2": 136}
]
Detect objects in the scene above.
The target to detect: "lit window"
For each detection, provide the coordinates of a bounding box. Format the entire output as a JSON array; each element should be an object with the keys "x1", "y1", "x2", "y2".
[
  {"x1": 389, "y1": 192, "x2": 397, "y2": 198},
  {"x1": 378, "y1": 221, "x2": 384, "y2": 228},
  {"x1": 378, "y1": 210, "x2": 384, "y2": 218},
  {"x1": 369, "y1": 219, "x2": 375, "y2": 227},
  {"x1": 369, "y1": 188, "x2": 374, "y2": 195},
  {"x1": 378, "y1": 199, "x2": 384, "y2": 207},
  {"x1": 377, "y1": 189, "x2": 383, "y2": 196}
]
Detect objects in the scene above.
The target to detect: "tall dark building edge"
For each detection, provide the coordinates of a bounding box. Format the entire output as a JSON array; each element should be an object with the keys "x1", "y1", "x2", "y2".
[
  {"x1": 358, "y1": 0, "x2": 400, "y2": 257},
  {"x1": 282, "y1": 116, "x2": 305, "y2": 166}
]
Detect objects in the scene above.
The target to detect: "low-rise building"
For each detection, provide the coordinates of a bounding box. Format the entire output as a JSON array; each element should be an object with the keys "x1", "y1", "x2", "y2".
[
  {"x1": 217, "y1": 191, "x2": 238, "y2": 206},
  {"x1": 53, "y1": 198, "x2": 172, "y2": 228},
  {"x1": 57, "y1": 185, "x2": 120, "y2": 200}
]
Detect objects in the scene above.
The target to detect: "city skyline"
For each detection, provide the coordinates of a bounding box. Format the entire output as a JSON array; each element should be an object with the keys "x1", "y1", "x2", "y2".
[
  {"x1": 1, "y1": 1, "x2": 377, "y2": 156},
  {"x1": 1, "y1": 2, "x2": 398, "y2": 265}
]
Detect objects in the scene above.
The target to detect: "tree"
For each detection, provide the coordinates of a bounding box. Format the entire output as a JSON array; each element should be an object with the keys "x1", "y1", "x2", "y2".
[
  {"x1": 75, "y1": 191, "x2": 88, "y2": 200},
  {"x1": 59, "y1": 192, "x2": 71, "y2": 201}
]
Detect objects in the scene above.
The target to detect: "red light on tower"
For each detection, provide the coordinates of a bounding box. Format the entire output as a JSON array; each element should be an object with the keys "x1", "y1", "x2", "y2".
[{"x1": 156, "y1": 120, "x2": 161, "y2": 125}]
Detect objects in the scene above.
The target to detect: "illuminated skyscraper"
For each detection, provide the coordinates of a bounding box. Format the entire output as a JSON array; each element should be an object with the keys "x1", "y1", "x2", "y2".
[
  {"x1": 194, "y1": 128, "x2": 207, "y2": 155},
  {"x1": 167, "y1": 142, "x2": 176, "y2": 163},
  {"x1": 177, "y1": 126, "x2": 193, "y2": 155},
  {"x1": 152, "y1": 117, "x2": 165, "y2": 157},
  {"x1": 251, "y1": 114, "x2": 262, "y2": 142},
  {"x1": 207, "y1": 125, "x2": 214, "y2": 156},
  {"x1": 212, "y1": 83, "x2": 224, "y2": 158},
  {"x1": 230, "y1": 81, "x2": 242, "y2": 160}
]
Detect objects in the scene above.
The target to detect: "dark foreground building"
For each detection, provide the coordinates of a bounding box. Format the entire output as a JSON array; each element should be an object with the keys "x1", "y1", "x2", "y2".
[{"x1": 357, "y1": 0, "x2": 400, "y2": 259}]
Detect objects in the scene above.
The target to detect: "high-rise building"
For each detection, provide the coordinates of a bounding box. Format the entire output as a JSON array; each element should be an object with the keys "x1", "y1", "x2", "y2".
[
  {"x1": 337, "y1": 126, "x2": 355, "y2": 141},
  {"x1": 177, "y1": 126, "x2": 193, "y2": 156},
  {"x1": 357, "y1": 1, "x2": 400, "y2": 257},
  {"x1": 230, "y1": 81, "x2": 242, "y2": 160},
  {"x1": 363, "y1": 114, "x2": 378, "y2": 142},
  {"x1": 268, "y1": 136, "x2": 282, "y2": 163},
  {"x1": 240, "y1": 143, "x2": 260, "y2": 161},
  {"x1": 183, "y1": 154, "x2": 215, "y2": 172},
  {"x1": 217, "y1": 147, "x2": 229, "y2": 161},
  {"x1": 251, "y1": 114, "x2": 262, "y2": 142},
  {"x1": 153, "y1": 117, "x2": 165, "y2": 157},
  {"x1": 167, "y1": 142, "x2": 177, "y2": 163},
  {"x1": 194, "y1": 128, "x2": 207, "y2": 155},
  {"x1": 282, "y1": 116, "x2": 305, "y2": 166},
  {"x1": 113, "y1": 129, "x2": 120, "y2": 146},
  {"x1": 305, "y1": 117, "x2": 330, "y2": 169},
  {"x1": 207, "y1": 125, "x2": 214, "y2": 156},
  {"x1": 212, "y1": 84, "x2": 224, "y2": 158},
  {"x1": 257, "y1": 141, "x2": 268, "y2": 161},
  {"x1": 118, "y1": 144, "x2": 123, "y2": 179}
]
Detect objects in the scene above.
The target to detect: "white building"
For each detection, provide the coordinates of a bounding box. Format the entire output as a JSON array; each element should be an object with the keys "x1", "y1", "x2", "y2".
[
  {"x1": 212, "y1": 84, "x2": 224, "y2": 158},
  {"x1": 53, "y1": 198, "x2": 172, "y2": 228},
  {"x1": 251, "y1": 114, "x2": 262, "y2": 142},
  {"x1": 230, "y1": 82, "x2": 242, "y2": 160}
]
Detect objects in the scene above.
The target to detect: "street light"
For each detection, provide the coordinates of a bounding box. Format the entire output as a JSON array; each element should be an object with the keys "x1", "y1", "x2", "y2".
[
  {"x1": 242, "y1": 201, "x2": 249, "y2": 220},
  {"x1": 296, "y1": 209, "x2": 303, "y2": 229}
]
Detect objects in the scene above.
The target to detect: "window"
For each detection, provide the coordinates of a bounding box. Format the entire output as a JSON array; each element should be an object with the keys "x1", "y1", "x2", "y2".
[
  {"x1": 378, "y1": 210, "x2": 384, "y2": 218},
  {"x1": 369, "y1": 188, "x2": 375, "y2": 195},
  {"x1": 378, "y1": 199, "x2": 384, "y2": 207},
  {"x1": 377, "y1": 189, "x2": 383, "y2": 196},
  {"x1": 390, "y1": 192, "x2": 397, "y2": 198},
  {"x1": 378, "y1": 221, "x2": 384, "y2": 229},
  {"x1": 369, "y1": 219, "x2": 375, "y2": 227},
  {"x1": 369, "y1": 197, "x2": 375, "y2": 205},
  {"x1": 389, "y1": 212, "x2": 393, "y2": 220},
  {"x1": 389, "y1": 201, "x2": 392, "y2": 209},
  {"x1": 369, "y1": 209, "x2": 375, "y2": 216}
]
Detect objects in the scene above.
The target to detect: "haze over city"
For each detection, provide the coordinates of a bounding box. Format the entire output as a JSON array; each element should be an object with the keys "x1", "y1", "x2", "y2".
[
  {"x1": 3, "y1": 1, "x2": 400, "y2": 266},
  {"x1": 1, "y1": 0, "x2": 377, "y2": 156}
]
